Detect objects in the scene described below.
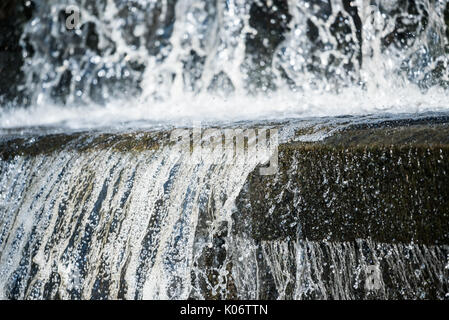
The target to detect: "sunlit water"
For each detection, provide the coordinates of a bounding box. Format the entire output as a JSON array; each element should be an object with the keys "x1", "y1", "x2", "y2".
[
  {"x1": 1, "y1": 0, "x2": 449, "y2": 128},
  {"x1": 0, "y1": 0, "x2": 448, "y2": 299}
]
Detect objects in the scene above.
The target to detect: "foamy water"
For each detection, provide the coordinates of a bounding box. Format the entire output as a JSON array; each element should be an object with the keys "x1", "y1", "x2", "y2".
[
  {"x1": 1, "y1": 0, "x2": 449, "y2": 300},
  {"x1": 2, "y1": 85, "x2": 449, "y2": 129},
  {"x1": 1, "y1": 0, "x2": 447, "y2": 130}
]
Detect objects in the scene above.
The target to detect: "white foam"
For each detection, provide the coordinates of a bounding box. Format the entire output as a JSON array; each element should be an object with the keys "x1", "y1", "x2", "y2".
[
  {"x1": 2, "y1": 0, "x2": 449, "y2": 130},
  {"x1": 1, "y1": 85, "x2": 448, "y2": 129}
]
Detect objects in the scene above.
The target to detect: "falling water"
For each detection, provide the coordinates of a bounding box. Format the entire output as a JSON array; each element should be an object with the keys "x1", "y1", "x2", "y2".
[
  {"x1": 1, "y1": 128, "x2": 447, "y2": 299},
  {"x1": 1, "y1": 0, "x2": 449, "y2": 127},
  {"x1": 0, "y1": 0, "x2": 449, "y2": 299},
  {"x1": 0, "y1": 133, "x2": 242, "y2": 299}
]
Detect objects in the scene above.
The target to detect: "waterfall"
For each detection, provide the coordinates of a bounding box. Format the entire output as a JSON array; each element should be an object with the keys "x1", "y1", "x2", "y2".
[
  {"x1": 1, "y1": 0, "x2": 449, "y2": 300},
  {"x1": 0, "y1": 130, "x2": 261, "y2": 299},
  {"x1": 1, "y1": 0, "x2": 449, "y2": 127},
  {"x1": 0, "y1": 123, "x2": 448, "y2": 299}
]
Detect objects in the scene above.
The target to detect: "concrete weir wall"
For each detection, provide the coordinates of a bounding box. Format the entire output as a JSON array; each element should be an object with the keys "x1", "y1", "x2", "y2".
[
  {"x1": 1, "y1": 0, "x2": 449, "y2": 300},
  {"x1": 0, "y1": 119, "x2": 448, "y2": 299},
  {"x1": 233, "y1": 121, "x2": 449, "y2": 299},
  {"x1": 237, "y1": 123, "x2": 449, "y2": 244}
]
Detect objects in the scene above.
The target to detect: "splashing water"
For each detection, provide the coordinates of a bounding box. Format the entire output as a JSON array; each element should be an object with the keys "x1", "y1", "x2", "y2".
[
  {"x1": 1, "y1": 1, "x2": 449, "y2": 300},
  {"x1": 1, "y1": 0, "x2": 449, "y2": 128},
  {"x1": 1, "y1": 130, "x2": 447, "y2": 299},
  {"x1": 0, "y1": 133, "x2": 254, "y2": 299}
]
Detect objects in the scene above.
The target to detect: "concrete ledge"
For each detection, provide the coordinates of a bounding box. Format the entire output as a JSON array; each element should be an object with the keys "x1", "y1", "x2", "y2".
[{"x1": 235, "y1": 123, "x2": 449, "y2": 245}]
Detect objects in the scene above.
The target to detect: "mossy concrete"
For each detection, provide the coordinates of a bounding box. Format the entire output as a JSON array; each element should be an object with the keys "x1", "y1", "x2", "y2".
[
  {"x1": 1, "y1": 120, "x2": 448, "y2": 299},
  {"x1": 1, "y1": 121, "x2": 448, "y2": 246},
  {"x1": 235, "y1": 122, "x2": 449, "y2": 245},
  {"x1": 0, "y1": 131, "x2": 168, "y2": 161}
]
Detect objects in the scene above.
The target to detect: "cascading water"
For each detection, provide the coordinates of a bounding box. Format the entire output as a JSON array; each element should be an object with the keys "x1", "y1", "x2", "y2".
[
  {"x1": 0, "y1": 0, "x2": 449, "y2": 300},
  {"x1": 0, "y1": 131, "x2": 264, "y2": 299},
  {"x1": 1, "y1": 125, "x2": 447, "y2": 300},
  {"x1": 1, "y1": 0, "x2": 449, "y2": 127}
]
